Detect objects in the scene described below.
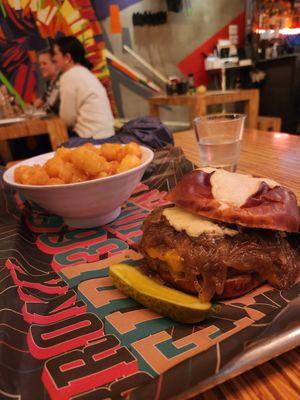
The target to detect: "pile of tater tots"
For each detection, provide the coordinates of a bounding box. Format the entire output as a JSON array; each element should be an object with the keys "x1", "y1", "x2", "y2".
[{"x1": 14, "y1": 142, "x2": 143, "y2": 185}]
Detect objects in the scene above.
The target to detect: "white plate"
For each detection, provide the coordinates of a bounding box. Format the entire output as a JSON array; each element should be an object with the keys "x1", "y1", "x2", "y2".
[
  {"x1": 30, "y1": 111, "x2": 47, "y2": 117},
  {"x1": 0, "y1": 117, "x2": 26, "y2": 125}
]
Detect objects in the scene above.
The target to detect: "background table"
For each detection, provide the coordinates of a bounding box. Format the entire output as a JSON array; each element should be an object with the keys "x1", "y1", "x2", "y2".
[
  {"x1": 173, "y1": 128, "x2": 300, "y2": 399},
  {"x1": 0, "y1": 116, "x2": 68, "y2": 163},
  {"x1": 149, "y1": 89, "x2": 259, "y2": 129}
]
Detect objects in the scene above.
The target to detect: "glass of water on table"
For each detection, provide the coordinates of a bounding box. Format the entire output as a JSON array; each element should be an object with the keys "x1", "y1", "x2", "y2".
[{"x1": 194, "y1": 113, "x2": 246, "y2": 172}]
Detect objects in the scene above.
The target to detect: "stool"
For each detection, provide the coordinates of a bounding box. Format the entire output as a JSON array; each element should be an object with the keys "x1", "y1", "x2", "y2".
[{"x1": 257, "y1": 116, "x2": 282, "y2": 132}]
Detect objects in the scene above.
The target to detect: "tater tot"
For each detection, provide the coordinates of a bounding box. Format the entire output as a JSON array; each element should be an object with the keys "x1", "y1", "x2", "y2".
[
  {"x1": 58, "y1": 162, "x2": 76, "y2": 183},
  {"x1": 48, "y1": 177, "x2": 65, "y2": 185},
  {"x1": 123, "y1": 142, "x2": 142, "y2": 158},
  {"x1": 116, "y1": 147, "x2": 127, "y2": 162},
  {"x1": 106, "y1": 161, "x2": 119, "y2": 175},
  {"x1": 56, "y1": 147, "x2": 72, "y2": 162},
  {"x1": 95, "y1": 171, "x2": 108, "y2": 179},
  {"x1": 21, "y1": 165, "x2": 49, "y2": 185},
  {"x1": 117, "y1": 154, "x2": 141, "y2": 173},
  {"x1": 70, "y1": 168, "x2": 88, "y2": 183},
  {"x1": 14, "y1": 165, "x2": 32, "y2": 184},
  {"x1": 44, "y1": 156, "x2": 65, "y2": 178},
  {"x1": 71, "y1": 147, "x2": 107, "y2": 176},
  {"x1": 12, "y1": 142, "x2": 143, "y2": 185},
  {"x1": 99, "y1": 143, "x2": 122, "y2": 161},
  {"x1": 83, "y1": 143, "x2": 100, "y2": 154}
]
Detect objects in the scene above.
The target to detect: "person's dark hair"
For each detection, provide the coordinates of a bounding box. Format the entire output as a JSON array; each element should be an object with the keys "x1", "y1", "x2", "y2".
[
  {"x1": 54, "y1": 36, "x2": 93, "y2": 70},
  {"x1": 38, "y1": 49, "x2": 52, "y2": 58}
]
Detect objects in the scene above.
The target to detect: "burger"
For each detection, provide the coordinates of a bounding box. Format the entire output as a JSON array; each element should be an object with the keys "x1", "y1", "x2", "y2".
[{"x1": 139, "y1": 168, "x2": 300, "y2": 302}]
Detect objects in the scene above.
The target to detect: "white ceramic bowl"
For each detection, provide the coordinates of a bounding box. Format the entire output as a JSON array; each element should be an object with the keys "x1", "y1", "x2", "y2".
[{"x1": 3, "y1": 145, "x2": 154, "y2": 228}]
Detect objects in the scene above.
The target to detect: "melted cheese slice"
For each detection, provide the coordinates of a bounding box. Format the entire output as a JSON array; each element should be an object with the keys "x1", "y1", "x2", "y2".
[
  {"x1": 201, "y1": 168, "x2": 279, "y2": 208},
  {"x1": 146, "y1": 247, "x2": 184, "y2": 275},
  {"x1": 162, "y1": 206, "x2": 238, "y2": 237}
]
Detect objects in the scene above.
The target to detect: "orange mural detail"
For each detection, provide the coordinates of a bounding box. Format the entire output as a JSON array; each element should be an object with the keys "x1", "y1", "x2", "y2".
[{"x1": 110, "y1": 4, "x2": 122, "y2": 34}]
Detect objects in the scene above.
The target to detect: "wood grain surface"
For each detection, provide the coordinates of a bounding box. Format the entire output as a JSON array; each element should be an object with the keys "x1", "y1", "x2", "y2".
[
  {"x1": 173, "y1": 128, "x2": 300, "y2": 399},
  {"x1": 198, "y1": 347, "x2": 300, "y2": 400}
]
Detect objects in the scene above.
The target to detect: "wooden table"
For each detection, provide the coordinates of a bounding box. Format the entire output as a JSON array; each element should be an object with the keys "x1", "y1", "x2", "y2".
[
  {"x1": 0, "y1": 116, "x2": 68, "y2": 163},
  {"x1": 173, "y1": 128, "x2": 300, "y2": 399},
  {"x1": 149, "y1": 89, "x2": 259, "y2": 129}
]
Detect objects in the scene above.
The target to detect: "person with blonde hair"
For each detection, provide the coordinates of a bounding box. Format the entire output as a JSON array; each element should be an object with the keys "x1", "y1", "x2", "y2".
[{"x1": 34, "y1": 50, "x2": 60, "y2": 114}]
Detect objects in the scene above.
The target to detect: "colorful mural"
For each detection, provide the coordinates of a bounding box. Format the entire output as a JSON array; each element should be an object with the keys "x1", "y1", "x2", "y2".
[
  {"x1": 0, "y1": 0, "x2": 116, "y2": 112},
  {"x1": 0, "y1": 1, "x2": 246, "y2": 120}
]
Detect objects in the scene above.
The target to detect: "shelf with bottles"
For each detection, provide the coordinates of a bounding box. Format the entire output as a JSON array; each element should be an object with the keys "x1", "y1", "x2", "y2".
[{"x1": 252, "y1": 0, "x2": 300, "y2": 35}]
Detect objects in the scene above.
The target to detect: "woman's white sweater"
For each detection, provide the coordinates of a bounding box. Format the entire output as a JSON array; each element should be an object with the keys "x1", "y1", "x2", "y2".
[{"x1": 59, "y1": 65, "x2": 115, "y2": 139}]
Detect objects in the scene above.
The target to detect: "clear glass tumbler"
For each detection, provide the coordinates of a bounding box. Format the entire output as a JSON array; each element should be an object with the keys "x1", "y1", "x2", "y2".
[{"x1": 193, "y1": 113, "x2": 246, "y2": 172}]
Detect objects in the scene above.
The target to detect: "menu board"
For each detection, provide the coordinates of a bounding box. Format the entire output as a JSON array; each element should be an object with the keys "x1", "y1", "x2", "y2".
[{"x1": 0, "y1": 146, "x2": 299, "y2": 400}]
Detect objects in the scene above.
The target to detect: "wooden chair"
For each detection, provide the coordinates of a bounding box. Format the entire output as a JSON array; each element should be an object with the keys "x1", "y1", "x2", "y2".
[{"x1": 257, "y1": 116, "x2": 282, "y2": 132}]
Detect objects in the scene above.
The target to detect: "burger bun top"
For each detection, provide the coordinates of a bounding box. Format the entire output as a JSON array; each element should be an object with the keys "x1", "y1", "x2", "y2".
[{"x1": 165, "y1": 168, "x2": 299, "y2": 232}]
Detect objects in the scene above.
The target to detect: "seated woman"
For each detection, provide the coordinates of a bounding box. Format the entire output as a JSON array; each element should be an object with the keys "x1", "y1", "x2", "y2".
[
  {"x1": 34, "y1": 50, "x2": 60, "y2": 114},
  {"x1": 52, "y1": 36, "x2": 115, "y2": 139}
]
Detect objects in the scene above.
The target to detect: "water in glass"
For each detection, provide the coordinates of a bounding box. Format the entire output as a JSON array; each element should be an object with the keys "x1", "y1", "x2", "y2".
[{"x1": 198, "y1": 135, "x2": 241, "y2": 172}]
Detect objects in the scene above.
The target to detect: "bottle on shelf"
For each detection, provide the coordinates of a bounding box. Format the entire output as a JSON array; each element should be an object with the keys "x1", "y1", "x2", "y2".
[{"x1": 187, "y1": 73, "x2": 196, "y2": 94}]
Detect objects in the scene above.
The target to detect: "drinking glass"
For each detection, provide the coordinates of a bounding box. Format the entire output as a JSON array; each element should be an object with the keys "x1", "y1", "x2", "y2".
[
  {"x1": 193, "y1": 113, "x2": 246, "y2": 172},
  {"x1": 22, "y1": 104, "x2": 37, "y2": 118}
]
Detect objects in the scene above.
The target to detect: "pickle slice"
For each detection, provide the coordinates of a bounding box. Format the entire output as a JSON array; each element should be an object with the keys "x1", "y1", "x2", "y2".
[{"x1": 109, "y1": 264, "x2": 213, "y2": 323}]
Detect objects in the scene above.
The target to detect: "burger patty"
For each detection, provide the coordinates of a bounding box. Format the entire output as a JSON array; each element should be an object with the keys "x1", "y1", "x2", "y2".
[{"x1": 140, "y1": 207, "x2": 300, "y2": 302}]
